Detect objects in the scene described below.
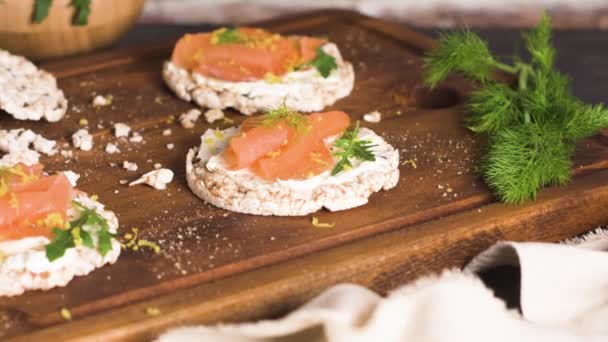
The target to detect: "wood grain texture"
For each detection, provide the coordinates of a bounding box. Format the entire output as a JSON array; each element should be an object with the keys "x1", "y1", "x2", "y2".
[
  {"x1": 0, "y1": 0, "x2": 146, "y2": 60},
  {"x1": 1, "y1": 10, "x2": 608, "y2": 341}
]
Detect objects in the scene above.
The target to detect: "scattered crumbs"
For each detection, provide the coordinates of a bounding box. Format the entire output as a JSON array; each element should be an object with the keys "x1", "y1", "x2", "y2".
[
  {"x1": 78, "y1": 118, "x2": 88, "y2": 126},
  {"x1": 311, "y1": 217, "x2": 335, "y2": 228},
  {"x1": 72, "y1": 129, "x2": 93, "y2": 151},
  {"x1": 179, "y1": 109, "x2": 202, "y2": 129},
  {"x1": 60, "y1": 150, "x2": 74, "y2": 159},
  {"x1": 129, "y1": 169, "x2": 174, "y2": 190},
  {"x1": 154, "y1": 163, "x2": 162, "y2": 170},
  {"x1": 166, "y1": 143, "x2": 175, "y2": 150},
  {"x1": 162, "y1": 129, "x2": 172, "y2": 136},
  {"x1": 437, "y1": 184, "x2": 444, "y2": 189},
  {"x1": 60, "y1": 308, "x2": 72, "y2": 321},
  {"x1": 166, "y1": 115, "x2": 176, "y2": 124},
  {"x1": 105, "y1": 143, "x2": 120, "y2": 154},
  {"x1": 114, "y1": 123, "x2": 131, "y2": 138},
  {"x1": 129, "y1": 133, "x2": 143, "y2": 143},
  {"x1": 114, "y1": 189, "x2": 120, "y2": 194},
  {"x1": 92, "y1": 94, "x2": 113, "y2": 107},
  {"x1": 119, "y1": 179, "x2": 128, "y2": 185},
  {"x1": 109, "y1": 162, "x2": 117, "y2": 167},
  {"x1": 395, "y1": 110, "x2": 403, "y2": 116},
  {"x1": 90, "y1": 194, "x2": 99, "y2": 201},
  {"x1": 204, "y1": 108, "x2": 224, "y2": 124},
  {"x1": 145, "y1": 307, "x2": 161, "y2": 316},
  {"x1": 446, "y1": 187, "x2": 453, "y2": 193},
  {"x1": 154, "y1": 96, "x2": 164, "y2": 104},
  {"x1": 363, "y1": 110, "x2": 382, "y2": 123},
  {"x1": 123, "y1": 161, "x2": 138, "y2": 172}
]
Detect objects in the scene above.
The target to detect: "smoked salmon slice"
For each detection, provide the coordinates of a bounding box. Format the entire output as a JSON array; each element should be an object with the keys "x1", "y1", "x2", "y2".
[
  {"x1": 0, "y1": 167, "x2": 74, "y2": 241},
  {"x1": 223, "y1": 122, "x2": 292, "y2": 169},
  {"x1": 253, "y1": 131, "x2": 334, "y2": 180},
  {"x1": 171, "y1": 27, "x2": 325, "y2": 82},
  {"x1": 224, "y1": 110, "x2": 351, "y2": 180}
]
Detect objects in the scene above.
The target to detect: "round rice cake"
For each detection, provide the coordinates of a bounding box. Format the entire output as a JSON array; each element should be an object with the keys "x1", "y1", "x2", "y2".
[
  {"x1": 186, "y1": 126, "x2": 400, "y2": 216},
  {"x1": 0, "y1": 49, "x2": 68, "y2": 122},
  {"x1": 0, "y1": 194, "x2": 121, "y2": 297},
  {"x1": 163, "y1": 43, "x2": 355, "y2": 115}
]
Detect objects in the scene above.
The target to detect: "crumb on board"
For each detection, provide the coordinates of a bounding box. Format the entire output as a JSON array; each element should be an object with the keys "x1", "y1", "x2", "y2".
[
  {"x1": 166, "y1": 143, "x2": 175, "y2": 150},
  {"x1": 204, "y1": 108, "x2": 224, "y2": 124},
  {"x1": 114, "y1": 123, "x2": 131, "y2": 138},
  {"x1": 72, "y1": 129, "x2": 93, "y2": 151},
  {"x1": 162, "y1": 129, "x2": 172, "y2": 136},
  {"x1": 363, "y1": 110, "x2": 382, "y2": 123},
  {"x1": 92, "y1": 95, "x2": 113, "y2": 107},
  {"x1": 123, "y1": 161, "x2": 138, "y2": 172},
  {"x1": 129, "y1": 169, "x2": 174, "y2": 190},
  {"x1": 105, "y1": 143, "x2": 120, "y2": 154},
  {"x1": 179, "y1": 109, "x2": 202, "y2": 129}
]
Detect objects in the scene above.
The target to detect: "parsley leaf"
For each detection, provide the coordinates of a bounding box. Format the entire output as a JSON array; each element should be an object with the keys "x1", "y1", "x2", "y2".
[
  {"x1": 71, "y1": 0, "x2": 91, "y2": 26},
  {"x1": 212, "y1": 28, "x2": 245, "y2": 45},
  {"x1": 303, "y1": 47, "x2": 338, "y2": 78},
  {"x1": 331, "y1": 121, "x2": 376, "y2": 175},
  {"x1": 45, "y1": 201, "x2": 116, "y2": 261},
  {"x1": 32, "y1": 0, "x2": 53, "y2": 23},
  {"x1": 45, "y1": 228, "x2": 75, "y2": 261}
]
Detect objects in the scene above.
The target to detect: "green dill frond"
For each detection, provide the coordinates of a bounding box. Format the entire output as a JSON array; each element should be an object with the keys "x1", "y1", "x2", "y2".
[
  {"x1": 523, "y1": 13, "x2": 555, "y2": 71},
  {"x1": 483, "y1": 123, "x2": 573, "y2": 204},
  {"x1": 565, "y1": 103, "x2": 608, "y2": 140},
  {"x1": 259, "y1": 104, "x2": 311, "y2": 132},
  {"x1": 331, "y1": 121, "x2": 376, "y2": 175},
  {"x1": 467, "y1": 83, "x2": 522, "y2": 133},
  {"x1": 424, "y1": 30, "x2": 496, "y2": 88}
]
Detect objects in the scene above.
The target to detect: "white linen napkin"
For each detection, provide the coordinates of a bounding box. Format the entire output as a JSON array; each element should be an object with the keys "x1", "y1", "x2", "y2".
[{"x1": 157, "y1": 228, "x2": 608, "y2": 342}]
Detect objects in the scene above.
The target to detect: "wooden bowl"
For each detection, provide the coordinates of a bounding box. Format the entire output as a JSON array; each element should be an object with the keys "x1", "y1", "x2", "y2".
[{"x1": 0, "y1": 0, "x2": 146, "y2": 60}]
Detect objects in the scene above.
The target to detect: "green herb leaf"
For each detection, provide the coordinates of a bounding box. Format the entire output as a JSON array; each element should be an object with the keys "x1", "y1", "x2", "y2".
[
  {"x1": 71, "y1": 0, "x2": 91, "y2": 26},
  {"x1": 252, "y1": 104, "x2": 311, "y2": 133},
  {"x1": 32, "y1": 0, "x2": 53, "y2": 23},
  {"x1": 213, "y1": 28, "x2": 245, "y2": 45},
  {"x1": 423, "y1": 30, "x2": 497, "y2": 88},
  {"x1": 45, "y1": 200, "x2": 116, "y2": 261},
  {"x1": 307, "y1": 47, "x2": 338, "y2": 78},
  {"x1": 467, "y1": 83, "x2": 522, "y2": 133},
  {"x1": 565, "y1": 103, "x2": 608, "y2": 140},
  {"x1": 45, "y1": 228, "x2": 75, "y2": 261},
  {"x1": 483, "y1": 123, "x2": 573, "y2": 204},
  {"x1": 331, "y1": 121, "x2": 376, "y2": 175},
  {"x1": 423, "y1": 12, "x2": 608, "y2": 204}
]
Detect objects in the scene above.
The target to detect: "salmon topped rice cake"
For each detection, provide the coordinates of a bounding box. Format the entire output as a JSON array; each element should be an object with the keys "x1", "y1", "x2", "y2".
[{"x1": 163, "y1": 27, "x2": 354, "y2": 115}]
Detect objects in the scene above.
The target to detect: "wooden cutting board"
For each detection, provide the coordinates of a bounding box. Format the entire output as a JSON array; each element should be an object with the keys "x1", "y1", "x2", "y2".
[{"x1": 2, "y1": 10, "x2": 608, "y2": 341}]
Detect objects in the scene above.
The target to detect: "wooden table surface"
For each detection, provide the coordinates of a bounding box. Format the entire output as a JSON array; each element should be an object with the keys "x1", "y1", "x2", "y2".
[{"x1": 3, "y1": 11, "x2": 608, "y2": 341}]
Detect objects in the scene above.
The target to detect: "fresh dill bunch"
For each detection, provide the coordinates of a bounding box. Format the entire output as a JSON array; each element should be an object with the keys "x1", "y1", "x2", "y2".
[
  {"x1": 483, "y1": 123, "x2": 573, "y2": 204},
  {"x1": 424, "y1": 30, "x2": 498, "y2": 88},
  {"x1": 424, "y1": 12, "x2": 608, "y2": 203},
  {"x1": 467, "y1": 83, "x2": 522, "y2": 133}
]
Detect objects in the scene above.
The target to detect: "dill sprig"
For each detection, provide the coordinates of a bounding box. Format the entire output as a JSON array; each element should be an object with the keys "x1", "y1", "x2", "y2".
[
  {"x1": 331, "y1": 121, "x2": 376, "y2": 175},
  {"x1": 253, "y1": 104, "x2": 311, "y2": 133},
  {"x1": 45, "y1": 201, "x2": 116, "y2": 261},
  {"x1": 424, "y1": 13, "x2": 608, "y2": 204}
]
